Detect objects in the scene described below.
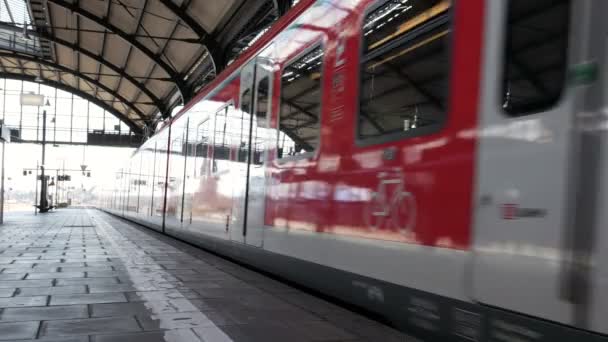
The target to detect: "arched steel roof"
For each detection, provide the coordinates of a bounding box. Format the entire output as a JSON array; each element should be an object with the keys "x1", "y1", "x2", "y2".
[{"x1": 0, "y1": 0, "x2": 294, "y2": 135}]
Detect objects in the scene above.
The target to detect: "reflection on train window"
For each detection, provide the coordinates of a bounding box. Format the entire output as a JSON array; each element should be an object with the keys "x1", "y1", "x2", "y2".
[
  {"x1": 238, "y1": 89, "x2": 252, "y2": 163},
  {"x1": 256, "y1": 77, "x2": 270, "y2": 127},
  {"x1": 193, "y1": 119, "x2": 209, "y2": 178},
  {"x1": 252, "y1": 76, "x2": 270, "y2": 165},
  {"x1": 278, "y1": 44, "x2": 324, "y2": 158},
  {"x1": 213, "y1": 106, "x2": 232, "y2": 173},
  {"x1": 502, "y1": 0, "x2": 570, "y2": 116},
  {"x1": 359, "y1": 0, "x2": 450, "y2": 142}
]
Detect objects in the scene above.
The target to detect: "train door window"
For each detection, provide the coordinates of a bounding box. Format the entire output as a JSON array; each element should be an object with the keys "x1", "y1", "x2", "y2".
[
  {"x1": 253, "y1": 76, "x2": 270, "y2": 165},
  {"x1": 358, "y1": 0, "x2": 451, "y2": 143},
  {"x1": 193, "y1": 119, "x2": 209, "y2": 178},
  {"x1": 501, "y1": 0, "x2": 570, "y2": 116},
  {"x1": 212, "y1": 105, "x2": 232, "y2": 173},
  {"x1": 239, "y1": 89, "x2": 253, "y2": 163},
  {"x1": 278, "y1": 44, "x2": 324, "y2": 159}
]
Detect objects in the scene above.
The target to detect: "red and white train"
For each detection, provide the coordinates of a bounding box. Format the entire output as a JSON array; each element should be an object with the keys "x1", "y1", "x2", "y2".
[{"x1": 102, "y1": 0, "x2": 608, "y2": 340}]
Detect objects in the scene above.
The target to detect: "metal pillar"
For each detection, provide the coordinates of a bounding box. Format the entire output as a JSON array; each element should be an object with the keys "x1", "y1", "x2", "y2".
[{"x1": 38, "y1": 109, "x2": 50, "y2": 213}]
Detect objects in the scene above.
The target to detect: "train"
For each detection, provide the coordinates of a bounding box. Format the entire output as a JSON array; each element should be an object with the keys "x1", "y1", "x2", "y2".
[{"x1": 100, "y1": 0, "x2": 608, "y2": 340}]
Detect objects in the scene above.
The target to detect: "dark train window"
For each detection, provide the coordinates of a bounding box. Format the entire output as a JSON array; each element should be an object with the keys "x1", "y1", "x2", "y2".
[
  {"x1": 241, "y1": 89, "x2": 252, "y2": 116},
  {"x1": 358, "y1": 0, "x2": 451, "y2": 142},
  {"x1": 239, "y1": 89, "x2": 252, "y2": 163},
  {"x1": 252, "y1": 76, "x2": 270, "y2": 165},
  {"x1": 212, "y1": 106, "x2": 230, "y2": 173},
  {"x1": 278, "y1": 44, "x2": 324, "y2": 158},
  {"x1": 256, "y1": 77, "x2": 270, "y2": 126},
  {"x1": 502, "y1": 0, "x2": 570, "y2": 116}
]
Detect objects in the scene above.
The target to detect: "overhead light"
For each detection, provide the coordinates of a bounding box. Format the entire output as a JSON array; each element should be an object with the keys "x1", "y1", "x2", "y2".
[
  {"x1": 34, "y1": 76, "x2": 43, "y2": 83},
  {"x1": 45, "y1": 99, "x2": 51, "y2": 106}
]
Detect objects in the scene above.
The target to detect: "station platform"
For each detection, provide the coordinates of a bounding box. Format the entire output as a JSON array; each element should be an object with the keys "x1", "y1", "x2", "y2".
[{"x1": 0, "y1": 209, "x2": 414, "y2": 341}]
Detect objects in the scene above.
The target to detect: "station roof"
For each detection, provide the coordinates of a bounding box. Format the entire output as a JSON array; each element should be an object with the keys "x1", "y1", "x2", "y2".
[{"x1": 0, "y1": 0, "x2": 294, "y2": 134}]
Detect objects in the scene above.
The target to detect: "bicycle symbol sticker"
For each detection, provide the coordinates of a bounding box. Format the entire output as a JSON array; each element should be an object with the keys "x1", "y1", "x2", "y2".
[{"x1": 364, "y1": 170, "x2": 417, "y2": 234}]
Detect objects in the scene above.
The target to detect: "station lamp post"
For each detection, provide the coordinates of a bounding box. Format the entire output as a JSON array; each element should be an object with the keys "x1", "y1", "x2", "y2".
[{"x1": 21, "y1": 93, "x2": 52, "y2": 213}]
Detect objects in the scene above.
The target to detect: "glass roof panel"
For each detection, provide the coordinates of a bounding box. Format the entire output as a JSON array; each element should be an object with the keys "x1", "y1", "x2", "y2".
[{"x1": 0, "y1": 0, "x2": 43, "y2": 56}]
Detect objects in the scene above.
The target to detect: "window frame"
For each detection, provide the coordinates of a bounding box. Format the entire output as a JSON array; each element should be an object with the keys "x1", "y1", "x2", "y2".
[
  {"x1": 499, "y1": 0, "x2": 572, "y2": 117},
  {"x1": 355, "y1": 0, "x2": 454, "y2": 147},
  {"x1": 277, "y1": 40, "x2": 326, "y2": 162}
]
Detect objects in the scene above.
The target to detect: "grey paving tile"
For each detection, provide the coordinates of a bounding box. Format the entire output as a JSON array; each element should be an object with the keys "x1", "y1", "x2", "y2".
[
  {"x1": 40, "y1": 316, "x2": 141, "y2": 337},
  {"x1": 15, "y1": 259, "x2": 63, "y2": 264},
  {"x1": 88, "y1": 283, "x2": 155, "y2": 293},
  {"x1": 137, "y1": 311, "x2": 217, "y2": 330},
  {"x1": 15, "y1": 266, "x2": 60, "y2": 273},
  {"x1": 90, "y1": 302, "x2": 152, "y2": 317},
  {"x1": 0, "y1": 273, "x2": 26, "y2": 281},
  {"x1": 87, "y1": 271, "x2": 128, "y2": 278},
  {"x1": 91, "y1": 329, "x2": 202, "y2": 342},
  {"x1": 0, "y1": 296, "x2": 48, "y2": 308},
  {"x1": 35, "y1": 262, "x2": 85, "y2": 268},
  {"x1": 26, "y1": 272, "x2": 85, "y2": 279},
  {"x1": 60, "y1": 266, "x2": 113, "y2": 272},
  {"x1": 50, "y1": 293, "x2": 127, "y2": 305},
  {"x1": 126, "y1": 290, "x2": 185, "y2": 302},
  {"x1": 0, "y1": 288, "x2": 14, "y2": 297},
  {"x1": 0, "y1": 279, "x2": 52, "y2": 288},
  {"x1": 17, "y1": 337, "x2": 88, "y2": 342},
  {"x1": 0, "y1": 321, "x2": 40, "y2": 340},
  {"x1": 90, "y1": 299, "x2": 198, "y2": 317},
  {"x1": 17, "y1": 285, "x2": 87, "y2": 296},
  {"x1": 0, "y1": 305, "x2": 88, "y2": 322},
  {"x1": 55, "y1": 277, "x2": 119, "y2": 286}
]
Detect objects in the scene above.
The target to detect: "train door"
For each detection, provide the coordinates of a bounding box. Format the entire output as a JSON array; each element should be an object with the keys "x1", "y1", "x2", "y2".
[
  {"x1": 472, "y1": 0, "x2": 577, "y2": 324},
  {"x1": 571, "y1": 1, "x2": 608, "y2": 335},
  {"x1": 244, "y1": 51, "x2": 274, "y2": 247},
  {"x1": 229, "y1": 61, "x2": 255, "y2": 243}
]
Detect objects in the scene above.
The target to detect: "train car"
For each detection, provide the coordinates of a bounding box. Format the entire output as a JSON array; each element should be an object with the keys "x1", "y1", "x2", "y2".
[{"x1": 101, "y1": 0, "x2": 608, "y2": 340}]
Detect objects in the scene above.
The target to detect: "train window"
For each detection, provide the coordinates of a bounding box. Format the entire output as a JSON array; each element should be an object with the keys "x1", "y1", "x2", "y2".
[
  {"x1": 193, "y1": 119, "x2": 209, "y2": 178},
  {"x1": 256, "y1": 77, "x2": 270, "y2": 127},
  {"x1": 238, "y1": 89, "x2": 252, "y2": 163},
  {"x1": 502, "y1": 0, "x2": 570, "y2": 116},
  {"x1": 252, "y1": 76, "x2": 270, "y2": 165},
  {"x1": 358, "y1": 0, "x2": 451, "y2": 143},
  {"x1": 278, "y1": 44, "x2": 324, "y2": 158},
  {"x1": 212, "y1": 106, "x2": 231, "y2": 173}
]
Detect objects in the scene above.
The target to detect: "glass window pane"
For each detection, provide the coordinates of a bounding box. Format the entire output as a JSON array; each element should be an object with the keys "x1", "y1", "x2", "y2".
[
  {"x1": 278, "y1": 45, "x2": 324, "y2": 157},
  {"x1": 358, "y1": 0, "x2": 450, "y2": 141},
  {"x1": 502, "y1": 0, "x2": 570, "y2": 115}
]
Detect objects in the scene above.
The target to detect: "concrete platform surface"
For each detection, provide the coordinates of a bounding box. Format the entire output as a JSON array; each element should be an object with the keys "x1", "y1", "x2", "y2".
[{"x1": 0, "y1": 209, "x2": 415, "y2": 342}]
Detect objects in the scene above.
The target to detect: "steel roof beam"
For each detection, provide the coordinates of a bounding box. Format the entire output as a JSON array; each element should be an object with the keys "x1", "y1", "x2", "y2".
[
  {"x1": 110, "y1": 0, "x2": 152, "y2": 121},
  {"x1": 131, "y1": 0, "x2": 193, "y2": 118},
  {"x1": 0, "y1": 52, "x2": 147, "y2": 123},
  {"x1": 46, "y1": 0, "x2": 188, "y2": 101},
  {"x1": 157, "y1": 0, "x2": 224, "y2": 72},
  {"x1": 0, "y1": 72, "x2": 143, "y2": 134},
  {"x1": 93, "y1": 0, "x2": 112, "y2": 99},
  {"x1": 0, "y1": 23, "x2": 164, "y2": 108}
]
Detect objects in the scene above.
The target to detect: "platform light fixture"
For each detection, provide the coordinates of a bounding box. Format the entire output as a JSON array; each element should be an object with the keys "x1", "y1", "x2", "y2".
[{"x1": 20, "y1": 92, "x2": 45, "y2": 106}]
